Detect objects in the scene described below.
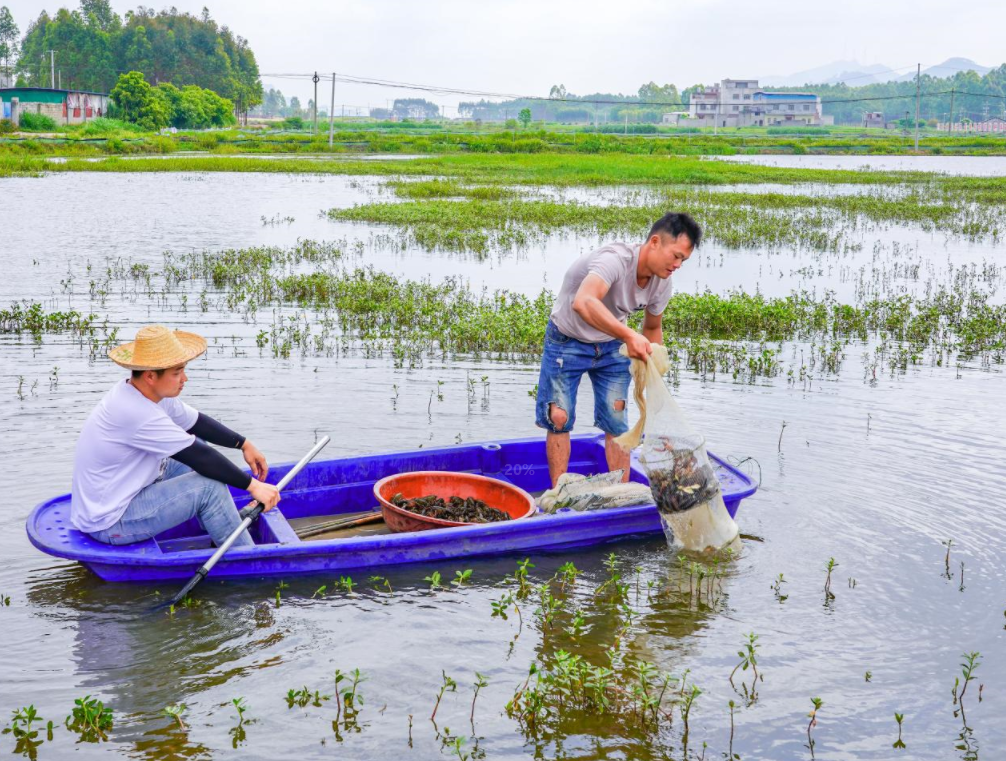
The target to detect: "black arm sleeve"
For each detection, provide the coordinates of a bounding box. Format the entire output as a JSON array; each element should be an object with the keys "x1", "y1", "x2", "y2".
[
  {"x1": 172, "y1": 440, "x2": 253, "y2": 491},
  {"x1": 186, "y1": 413, "x2": 246, "y2": 450}
]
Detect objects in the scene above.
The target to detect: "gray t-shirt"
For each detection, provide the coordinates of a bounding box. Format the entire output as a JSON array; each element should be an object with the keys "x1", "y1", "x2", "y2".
[{"x1": 550, "y1": 242, "x2": 674, "y2": 343}]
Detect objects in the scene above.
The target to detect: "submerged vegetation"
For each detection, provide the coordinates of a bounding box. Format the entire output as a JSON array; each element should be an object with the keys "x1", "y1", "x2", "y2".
[{"x1": 52, "y1": 236, "x2": 1006, "y2": 387}]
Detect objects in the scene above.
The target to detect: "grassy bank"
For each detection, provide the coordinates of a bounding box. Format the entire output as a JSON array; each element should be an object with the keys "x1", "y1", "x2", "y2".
[
  {"x1": 6, "y1": 122, "x2": 1006, "y2": 159},
  {"x1": 9, "y1": 152, "x2": 1006, "y2": 193}
]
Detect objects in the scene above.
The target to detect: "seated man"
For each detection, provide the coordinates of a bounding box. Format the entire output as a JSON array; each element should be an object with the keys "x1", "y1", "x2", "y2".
[{"x1": 71, "y1": 325, "x2": 280, "y2": 547}]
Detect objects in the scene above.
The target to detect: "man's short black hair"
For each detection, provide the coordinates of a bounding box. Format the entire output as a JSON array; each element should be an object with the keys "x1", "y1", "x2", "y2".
[
  {"x1": 131, "y1": 368, "x2": 167, "y2": 380},
  {"x1": 648, "y1": 212, "x2": 702, "y2": 249}
]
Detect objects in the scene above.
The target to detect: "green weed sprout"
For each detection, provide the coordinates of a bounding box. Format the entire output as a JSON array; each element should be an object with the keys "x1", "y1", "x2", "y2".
[{"x1": 431, "y1": 670, "x2": 457, "y2": 722}]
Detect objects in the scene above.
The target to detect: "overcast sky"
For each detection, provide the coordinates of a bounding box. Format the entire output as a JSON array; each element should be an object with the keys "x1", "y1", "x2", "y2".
[{"x1": 5, "y1": 0, "x2": 1003, "y2": 111}]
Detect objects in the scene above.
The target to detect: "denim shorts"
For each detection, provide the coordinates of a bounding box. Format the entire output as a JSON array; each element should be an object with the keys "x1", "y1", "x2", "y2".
[{"x1": 535, "y1": 321, "x2": 631, "y2": 436}]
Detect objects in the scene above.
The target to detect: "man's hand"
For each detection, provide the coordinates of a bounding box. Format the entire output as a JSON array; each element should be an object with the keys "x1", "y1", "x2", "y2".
[
  {"x1": 241, "y1": 440, "x2": 268, "y2": 480},
  {"x1": 247, "y1": 478, "x2": 281, "y2": 512},
  {"x1": 624, "y1": 331, "x2": 654, "y2": 361}
]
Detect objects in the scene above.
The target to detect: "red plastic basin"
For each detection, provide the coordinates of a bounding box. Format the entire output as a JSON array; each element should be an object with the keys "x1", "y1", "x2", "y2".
[{"x1": 373, "y1": 471, "x2": 537, "y2": 533}]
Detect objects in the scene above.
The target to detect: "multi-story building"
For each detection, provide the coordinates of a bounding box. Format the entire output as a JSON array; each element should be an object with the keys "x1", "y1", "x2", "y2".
[{"x1": 687, "y1": 79, "x2": 829, "y2": 128}]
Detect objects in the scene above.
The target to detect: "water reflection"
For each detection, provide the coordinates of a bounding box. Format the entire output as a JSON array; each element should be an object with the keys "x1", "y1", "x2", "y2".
[{"x1": 25, "y1": 566, "x2": 288, "y2": 760}]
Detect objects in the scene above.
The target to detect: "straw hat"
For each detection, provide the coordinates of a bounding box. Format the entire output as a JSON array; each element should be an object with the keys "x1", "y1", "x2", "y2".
[{"x1": 108, "y1": 325, "x2": 207, "y2": 370}]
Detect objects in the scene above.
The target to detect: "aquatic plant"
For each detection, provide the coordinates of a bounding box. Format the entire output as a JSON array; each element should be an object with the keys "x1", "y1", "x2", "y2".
[
  {"x1": 431, "y1": 670, "x2": 457, "y2": 722},
  {"x1": 65, "y1": 695, "x2": 113, "y2": 740},
  {"x1": 893, "y1": 712, "x2": 906, "y2": 749},
  {"x1": 337, "y1": 575, "x2": 356, "y2": 594},
  {"x1": 3, "y1": 705, "x2": 51, "y2": 757},
  {"x1": 729, "y1": 632, "x2": 762, "y2": 700},
  {"x1": 163, "y1": 703, "x2": 187, "y2": 729},
  {"x1": 470, "y1": 672, "x2": 488, "y2": 724},
  {"x1": 286, "y1": 686, "x2": 329, "y2": 709},
  {"x1": 274, "y1": 580, "x2": 288, "y2": 607},
  {"x1": 565, "y1": 608, "x2": 586, "y2": 639},
  {"x1": 771, "y1": 573, "x2": 788, "y2": 602},
  {"x1": 533, "y1": 582, "x2": 562, "y2": 631},
  {"x1": 957, "y1": 652, "x2": 981, "y2": 707},
  {"x1": 369, "y1": 575, "x2": 393, "y2": 592},
  {"x1": 807, "y1": 697, "x2": 823, "y2": 758},
  {"x1": 491, "y1": 591, "x2": 523, "y2": 629},
  {"x1": 424, "y1": 571, "x2": 443, "y2": 590},
  {"x1": 824, "y1": 558, "x2": 838, "y2": 600},
  {"x1": 728, "y1": 700, "x2": 737, "y2": 758},
  {"x1": 510, "y1": 558, "x2": 534, "y2": 598},
  {"x1": 333, "y1": 667, "x2": 365, "y2": 723},
  {"x1": 679, "y1": 683, "x2": 701, "y2": 750},
  {"x1": 451, "y1": 569, "x2": 473, "y2": 587},
  {"x1": 231, "y1": 698, "x2": 248, "y2": 725}
]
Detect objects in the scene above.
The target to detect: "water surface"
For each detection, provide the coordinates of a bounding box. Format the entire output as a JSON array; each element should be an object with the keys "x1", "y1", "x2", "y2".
[{"x1": 1, "y1": 166, "x2": 1004, "y2": 761}]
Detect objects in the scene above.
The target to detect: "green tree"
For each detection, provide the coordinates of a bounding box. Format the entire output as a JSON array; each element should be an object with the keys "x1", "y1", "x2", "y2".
[
  {"x1": 17, "y1": 2, "x2": 261, "y2": 114},
  {"x1": 111, "y1": 70, "x2": 168, "y2": 128},
  {"x1": 80, "y1": 0, "x2": 118, "y2": 31},
  {"x1": 518, "y1": 107, "x2": 531, "y2": 128},
  {"x1": 0, "y1": 6, "x2": 18, "y2": 78},
  {"x1": 637, "y1": 81, "x2": 680, "y2": 104}
]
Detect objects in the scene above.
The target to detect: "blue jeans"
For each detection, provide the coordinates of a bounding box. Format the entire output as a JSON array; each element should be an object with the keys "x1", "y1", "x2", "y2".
[
  {"x1": 89, "y1": 459, "x2": 253, "y2": 548},
  {"x1": 535, "y1": 320, "x2": 631, "y2": 436}
]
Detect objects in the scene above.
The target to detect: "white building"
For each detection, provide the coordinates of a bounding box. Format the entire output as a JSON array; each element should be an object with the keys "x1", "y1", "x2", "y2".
[
  {"x1": 688, "y1": 79, "x2": 830, "y2": 128},
  {"x1": 661, "y1": 112, "x2": 688, "y2": 125}
]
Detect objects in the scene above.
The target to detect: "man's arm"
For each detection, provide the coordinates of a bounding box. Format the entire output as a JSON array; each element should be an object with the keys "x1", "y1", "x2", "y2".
[
  {"x1": 172, "y1": 441, "x2": 281, "y2": 510},
  {"x1": 572, "y1": 274, "x2": 652, "y2": 359},
  {"x1": 187, "y1": 413, "x2": 268, "y2": 480},
  {"x1": 641, "y1": 310, "x2": 663, "y2": 346}
]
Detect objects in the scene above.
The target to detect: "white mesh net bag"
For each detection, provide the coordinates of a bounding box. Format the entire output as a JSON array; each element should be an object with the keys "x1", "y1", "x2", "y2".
[{"x1": 615, "y1": 344, "x2": 739, "y2": 553}]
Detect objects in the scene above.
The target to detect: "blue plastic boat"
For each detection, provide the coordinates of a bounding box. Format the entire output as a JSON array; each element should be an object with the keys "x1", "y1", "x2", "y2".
[{"x1": 27, "y1": 433, "x2": 757, "y2": 583}]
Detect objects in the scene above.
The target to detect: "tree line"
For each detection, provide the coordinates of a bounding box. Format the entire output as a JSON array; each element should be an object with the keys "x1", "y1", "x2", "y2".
[
  {"x1": 459, "y1": 82, "x2": 683, "y2": 124},
  {"x1": 458, "y1": 70, "x2": 1006, "y2": 126},
  {"x1": 2, "y1": 1, "x2": 261, "y2": 115},
  {"x1": 765, "y1": 67, "x2": 1006, "y2": 124}
]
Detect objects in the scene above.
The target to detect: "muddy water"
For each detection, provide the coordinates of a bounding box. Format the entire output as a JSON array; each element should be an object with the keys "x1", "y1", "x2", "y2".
[{"x1": 1, "y1": 168, "x2": 1005, "y2": 761}]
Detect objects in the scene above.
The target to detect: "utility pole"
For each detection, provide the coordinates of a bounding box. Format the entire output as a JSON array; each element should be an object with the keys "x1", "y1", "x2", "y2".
[
  {"x1": 48, "y1": 50, "x2": 55, "y2": 89},
  {"x1": 312, "y1": 71, "x2": 320, "y2": 134},
  {"x1": 914, "y1": 63, "x2": 921, "y2": 151},
  {"x1": 948, "y1": 88, "x2": 955, "y2": 134},
  {"x1": 328, "y1": 72, "x2": 336, "y2": 147},
  {"x1": 624, "y1": 112, "x2": 628, "y2": 135}
]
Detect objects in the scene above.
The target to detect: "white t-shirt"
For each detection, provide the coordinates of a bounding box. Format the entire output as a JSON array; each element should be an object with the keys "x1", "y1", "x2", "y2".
[
  {"x1": 550, "y1": 242, "x2": 674, "y2": 343},
  {"x1": 70, "y1": 379, "x2": 198, "y2": 533}
]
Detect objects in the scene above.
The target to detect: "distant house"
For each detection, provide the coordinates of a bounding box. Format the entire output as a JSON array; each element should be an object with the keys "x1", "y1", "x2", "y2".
[
  {"x1": 661, "y1": 112, "x2": 688, "y2": 125},
  {"x1": 942, "y1": 117, "x2": 1006, "y2": 133},
  {"x1": 862, "y1": 111, "x2": 884, "y2": 128},
  {"x1": 687, "y1": 79, "x2": 831, "y2": 128},
  {"x1": 0, "y1": 87, "x2": 111, "y2": 126}
]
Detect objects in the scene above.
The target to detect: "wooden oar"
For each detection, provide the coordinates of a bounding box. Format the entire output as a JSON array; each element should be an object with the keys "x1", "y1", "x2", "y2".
[
  {"x1": 164, "y1": 436, "x2": 331, "y2": 607},
  {"x1": 294, "y1": 509, "x2": 384, "y2": 539}
]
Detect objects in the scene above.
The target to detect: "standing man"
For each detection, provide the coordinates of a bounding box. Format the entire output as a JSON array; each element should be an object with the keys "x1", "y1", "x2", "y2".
[
  {"x1": 536, "y1": 212, "x2": 702, "y2": 487},
  {"x1": 71, "y1": 325, "x2": 281, "y2": 547}
]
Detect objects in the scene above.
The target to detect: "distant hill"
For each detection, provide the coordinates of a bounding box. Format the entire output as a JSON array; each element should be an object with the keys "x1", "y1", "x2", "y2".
[
  {"x1": 762, "y1": 57, "x2": 990, "y2": 87},
  {"x1": 895, "y1": 57, "x2": 991, "y2": 81},
  {"x1": 761, "y1": 61, "x2": 895, "y2": 87}
]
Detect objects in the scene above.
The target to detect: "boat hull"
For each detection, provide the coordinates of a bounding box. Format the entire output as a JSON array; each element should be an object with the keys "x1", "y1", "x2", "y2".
[{"x1": 27, "y1": 433, "x2": 757, "y2": 582}]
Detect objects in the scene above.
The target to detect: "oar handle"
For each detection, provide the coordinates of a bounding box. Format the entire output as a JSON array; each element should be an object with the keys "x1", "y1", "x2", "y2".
[{"x1": 166, "y1": 435, "x2": 331, "y2": 607}]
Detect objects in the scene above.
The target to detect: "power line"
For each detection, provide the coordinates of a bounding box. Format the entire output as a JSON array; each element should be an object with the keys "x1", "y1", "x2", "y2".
[{"x1": 260, "y1": 71, "x2": 961, "y2": 109}]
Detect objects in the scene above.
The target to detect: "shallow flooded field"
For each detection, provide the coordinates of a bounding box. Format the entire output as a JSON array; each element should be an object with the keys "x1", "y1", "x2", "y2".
[{"x1": 2, "y1": 159, "x2": 1005, "y2": 760}]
